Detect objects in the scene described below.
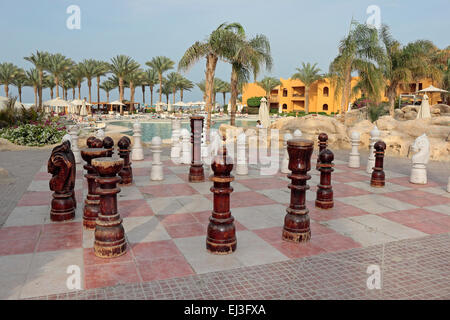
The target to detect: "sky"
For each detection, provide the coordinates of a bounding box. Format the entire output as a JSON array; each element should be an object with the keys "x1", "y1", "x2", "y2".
[{"x1": 1, "y1": 0, "x2": 449, "y2": 104}]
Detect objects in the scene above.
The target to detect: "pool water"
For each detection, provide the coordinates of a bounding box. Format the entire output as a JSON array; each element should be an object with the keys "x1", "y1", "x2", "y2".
[{"x1": 110, "y1": 119, "x2": 257, "y2": 142}]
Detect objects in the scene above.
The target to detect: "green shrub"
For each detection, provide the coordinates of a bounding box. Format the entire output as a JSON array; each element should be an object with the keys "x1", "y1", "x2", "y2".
[
  {"x1": 247, "y1": 96, "x2": 263, "y2": 107},
  {"x1": 0, "y1": 124, "x2": 67, "y2": 146},
  {"x1": 368, "y1": 103, "x2": 388, "y2": 122}
]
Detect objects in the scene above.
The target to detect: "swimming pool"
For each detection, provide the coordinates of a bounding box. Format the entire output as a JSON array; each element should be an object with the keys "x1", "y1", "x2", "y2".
[{"x1": 110, "y1": 119, "x2": 257, "y2": 142}]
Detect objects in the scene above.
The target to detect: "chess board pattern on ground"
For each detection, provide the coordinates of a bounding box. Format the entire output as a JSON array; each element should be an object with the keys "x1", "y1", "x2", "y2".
[{"x1": 1, "y1": 153, "x2": 449, "y2": 299}]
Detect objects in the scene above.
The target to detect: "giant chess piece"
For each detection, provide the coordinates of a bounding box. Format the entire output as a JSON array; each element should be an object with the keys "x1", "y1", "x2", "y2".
[
  {"x1": 69, "y1": 125, "x2": 81, "y2": 163},
  {"x1": 258, "y1": 128, "x2": 268, "y2": 164},
  {"x1": 236, "y1": 132, "x2": 248, "y2": 175},
  {"x1": 282, "y1": 139, "x2": 314, "y2": 243},
  {"x1": 131, "y1": 121, "x2": 144, "y2": 161},
  {"x1": 316, "y1": 133, "x2": 328, "y2": 170},
  {"x1": 150, "y1": 136, "x2": 163, "y2": 181},
  {"x1": 118, "y1": 136, "x2": 133, "y2": 185},
  {"x1": 447, "y1": 176, "x2": 450, "y2": 193},
  {"x1": 348, "y1": 131, "x2": 361, "y2": 168},
  {"x1": 189, "y1": 116, "x2": 205, "y2": 182},
  {"x1": 170, "y1": 119, "x2": 182, "y2": 163},
  {"x1": 81, "y1": 147, "x2": 108, "y2": 229},
  {"x1": 371, "y1": 140, "x2": 386, "y2": 187},
  {"x1": 410, "y1": 133, "x2": 430, "y2": 184},
  {"x1": 201, "y1": 122, "x2": 208, "y2": 162},
  {"x1": 206, "y1": 129, "x2": 221, "y2": 166},
  {"x1": 61, "y1": 135, "x2": 77, "y2": 208},
  {"x1": 92, "y1": 157, "x2": 127, "y2": 258},
  {"x1": 293, "y1": 129, "x2": 302, "y2": 139},
  {"x1": 48, "y1": 140, "x2": 76, "y2": 222},
  {"x1": 281, "y1": 132, "x2": 293, "y2": 174},
  {"x1": 102, "y1": 136, "x2": 114, "y2": 157},
  {"x1": 180, "y1": 128, "x2": 191, "y2": 165},
  {"x1": 96, "y1": 129, "x2": 105, "y2": 141},
  {"x1": 316, "y1": 149, "x2": 334, "y2": 209},
  {"x1": 207, "y1": 137, "x2": 237, "y2": 254},
  {"x1": 366, "y1": 126, "x2": 380, "y2": 174},
  {"x1": 86, "y1": 136, "x2": 97, "y2": 148}
]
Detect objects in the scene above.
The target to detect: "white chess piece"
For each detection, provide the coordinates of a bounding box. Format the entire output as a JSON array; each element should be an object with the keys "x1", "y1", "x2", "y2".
[
  {"x1": 170, "y1": 119, "x2": 181, "y2": 162},
  {"x1": 236, "y1": 132, "x2": 248, "y2": 175},
  {"x1": 96, "y1": 128, "x2": 105, "y2": 140},
  {"x1": 131, "y1": 121, "x2": 144, "y2": 161},
  {"x1": 281, "y1": 133, "x2": 293, "y2": 173},
  {"x1": 366, "y1": 125, "x2": 380, "y2": 173},
  {"x1": 293, "y1": 129, "x2": 302, "y2": 138},
  {"x1": 201, "y1": 124, "x2": 208, "y2": 161},
  {"x1": 410, "y1": 133, "x2": 430, "y2": 184},
  {"x1": 69, "y1": 126, "x2": 81, "y2": 164},
  {"x1": 62, "y1": 133, "x2": 72, "y2": 144},
  {"x1": 348, "y1": 131, "x2": 361, "y2": 168},
  {"x1": 150, "y1": 136, "x2": 163, "y2": 181},
  {"x1": 258, "y1": 128, "x2": 269, "y2": 165},
  {"x1": 180, "y1": 128, "x2": 191, "y2": 165},
  {"x1": 207, "y1": 129, "x2": 221, "y2": 164}
]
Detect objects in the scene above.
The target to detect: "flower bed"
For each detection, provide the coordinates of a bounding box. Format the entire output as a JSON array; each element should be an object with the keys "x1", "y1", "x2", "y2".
[{"x1": 0, "y1": 122, "x2": 67, "y2": 147}]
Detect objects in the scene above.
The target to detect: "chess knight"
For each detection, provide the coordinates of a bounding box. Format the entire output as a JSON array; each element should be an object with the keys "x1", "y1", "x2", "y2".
[
  {"x1": 48, "y1": 140, "x2": 76, "y2": 221},
  {"x1": 410, "y1": 133, "x2": 430, "y2": 184}
]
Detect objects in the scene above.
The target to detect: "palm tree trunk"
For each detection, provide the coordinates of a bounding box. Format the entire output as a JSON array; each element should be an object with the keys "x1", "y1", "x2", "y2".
[
  {"x1": 4, "y1": 85, "x2": 8, "y2": 98},
  {"x1": 223, "y1": 92, "x2": 226, "y2": 106},
  {"x1": 18, "y1": 87, "x2": 22, "y2": 102},
  {"x1": 88, "y1": 79, "x2": 92, "y2": 104},
  {"x1": 305, "y1": 85, "x2": 310, "y2": 114},
  {"x1": 141, "y1": 85, "x2": 145, "y2": 104},
  {"x1": 77, "y1": 82, "x2": 81, "y2": 99},
  {"x1": 38, "y1": 70, "x2": 43, "y2": 109},
  {"x1": 387, "y1": 85, "x2": 397, "y2": 117},
  {"x1": 230, "y1": 68, "x2": 238, "y2": 126},
  {"x1": 158, "y1": 74, "x2": 162, "y2": 103},
  {"x1": 150, "y1": 86, "x2": 154, "y2": 106},
  {"x1": 50, "y1": 88, "x2": 54, "y2": 99},
  {"x1": 166, "y1": 94, "x2": 169, "y2": 104},
  {"x1": 106, "y1": 92, "x2": 110, "y2": 103},
  {"x1": 33, "y1": 86, "x2": 37, "y2": 107},
  {"x1": 205, "y1": 54, "x2": 218, "y2": 130},
  {"x1": 119, "y1": 77, "x2": 124, "y2": 114},
  {"x1": 97, "y1": 76, "x2": 100, "y2": 104},
  {"x1": 130, "y1": 83, "x2": 135, "y2": 114},
  {"x1": 55, "y1": 76, "x2": 59, "y2": 97},
  {"x1": 180, "y1": 89, "x2": 184, "y2": 101},
  {"x1": 173, "y1": 89, "x2": 176, "y2": 104},
  {"x1": 72, "y1": 88, "x2": 75, "y2": 100}
]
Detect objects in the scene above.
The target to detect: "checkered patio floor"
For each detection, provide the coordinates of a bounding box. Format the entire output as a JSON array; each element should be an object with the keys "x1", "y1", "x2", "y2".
[{"x1": 1, "y1": 152, "x2": 449, "y2": 299}]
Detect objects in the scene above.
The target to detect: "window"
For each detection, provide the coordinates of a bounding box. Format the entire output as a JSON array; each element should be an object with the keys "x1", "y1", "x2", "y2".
[
  {"x1": 419, "y1": 83, "x2": 423, "y2": 91},
  {"x1": 282, "y1": 89, "x2": 288, "y2": 97},
  {"x1": 323, "y1": 104, "x2": 328, "y2": 111},
  {"x1": 323, "y1": 87, "x2": 329, "y2": 97},
  {"x1": 282, "y1": 104, "x2": 287, "y2": 109}
]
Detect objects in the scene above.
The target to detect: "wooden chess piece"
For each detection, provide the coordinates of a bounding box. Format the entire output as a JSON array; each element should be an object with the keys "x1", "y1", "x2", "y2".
[
  {"x1": 189, "y1": 115, "x2": 205, "y2": 182},
  {"x1": 206, "y1": 137, "x2": 236, "y2": 254},
  {"x1": 48, "y1": 140, "x2": 76, "y2": 222},
  {"x1": 102, "y1": 136, "x2": 114, "y2": 157},
  {"x1": 80, "y1": 147, "x2": 108, "y2": 229},
  {"x1": 282, "y1": 139, "x2": 314, "y2": 243},
  {"x1": 86, "y1": 136, "x2": 97, "y2": 148},
  {"x1": 316, "y1": 133, "x2": 328, "y2": 170},
  {"x1": 315, "y1": 149, "x2": 334, "y2": 209},
  {"x1": 92, "y1": 157, "x2": 127, "y2": 258},
  {"x1": 118, "y1": 136, "x2": 133, "y2": 185},
  {"x1": 370, "y1": 140, "x2": 386, "y2": 187}
]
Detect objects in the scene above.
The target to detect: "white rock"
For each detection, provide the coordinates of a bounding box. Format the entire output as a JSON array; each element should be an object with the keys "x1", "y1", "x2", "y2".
[
  {"x1": 348, "y1": 131, "x2": 360, "y2": 168},
  {"x1": 409, "y1": 133, "x2": 430, "y2": 184},
  {"x1": 131, "y1": 121, "x2": 144, "y2": 161},
  {"x1": 150, "y1": 136, "x2": 163, "y2": 181}
]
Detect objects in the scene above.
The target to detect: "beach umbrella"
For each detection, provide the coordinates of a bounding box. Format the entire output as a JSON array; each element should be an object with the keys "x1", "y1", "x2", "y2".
[
  {"x1": 43, "y1": 97, "x2": 74, "y2": 114},
  {"x1": 110, "y1": 100, "x2": 125, "y2": 114},
  {"x1": 80, "y1": 100, "x2": 88, "y2": 116},
  {"x1": 258, "y1": 97, "x2": 270, "y2": 128},
  {"x1": 416, "y1": 94, "x2": 432, "y2": 119},
  {"x1": 417, "y1": 85, "x2": 448, "y2": 93}
]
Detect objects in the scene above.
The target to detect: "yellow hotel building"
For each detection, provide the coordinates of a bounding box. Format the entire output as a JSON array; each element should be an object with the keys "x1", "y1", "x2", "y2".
[{"x1": 242, "y1": 77, "x2": 440, "y2": 115}]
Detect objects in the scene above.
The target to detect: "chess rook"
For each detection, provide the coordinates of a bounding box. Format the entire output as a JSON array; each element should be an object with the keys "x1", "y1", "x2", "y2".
[
  {"x1": 150, "y1": 136, "x2": 163, "y2": 181},
  {"x1": 81, "y1": 147, "x2": 108, "y2": 229},
  {"x1": 118, "y1": 136, "x2": 133, "y2": 185},
  {"x1": 366, "y1": 126, "x2": 380, "y2": 174},
  {"x1": 370, "y1": 140, "x2": 386, "y2": 187},
  {"x1": 131, "y1": 121, "x2": 144, "y2": 161},
  {"x1": 281, "y1": 133, "x2": 293, "y2": 174},
  {"x1": 316, "y1": 133, "x2": 328, "y2": 170},
  {"x1": 282, "y1": 139, "x2": 314, "y2": 243},
  {"x1": 92, "y1": 157, "x2": 127, "y2": 258},
  {"x1": 102, "y1": 136, "x2": 114, "y2": 157},
  {"x1": 48, "y1": 140, "x2": 76, "y2": 222},
  {"x1": 206, "y1": 137, "x2": 237, "y2": 254},
  {"x1": 348, "y1": 131, "x2": 360, "y2": 168},
  {"x1": 189, "y1": 116, "x2": 205, "y2": 182},
  {"x1": 315, "y1": 149, "x2": 334, "y2": 209}
]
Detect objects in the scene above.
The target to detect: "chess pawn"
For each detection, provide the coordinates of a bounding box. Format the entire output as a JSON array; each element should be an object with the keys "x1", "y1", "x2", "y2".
[
  {"x1": 102, "y1": 136, "x2": 114, "y2": 157},
  {"x1": 316, "y1": 133, "x2": 328, "y2": 170},
  {"x1": 281, "y1": 133, "x2": 293, "y2": 174},
  {"x1": 366, "y1": 126, "x2": 380, "y2": 174},
  {"x1": 118, "y1": 136, "x2": 133, "y2": 185},
  {"x1": 170, "y1": 119, "x2": 182, "y2": 163},
  {"x1": 150, "y1": 136, "x2": 163, "y2": 181},
  {"x1": 236, "y1": 132, "x2": 248, "y2": 175},
  {"x1": 348, "y1": 131, "x2": 360, "y2": 168},
  {"x1": 371, "y1": 140, "x2": 386, "y2": 187},
  {"x1": 69, "y1": 126, "x2": 81, "y2": 164},
  {"x1": 409, "y1": 133, "x2": 430, "y2": 184},
  {"x1": 316, "y1": 149, "x2": 334, "y2": 209},
  {"x1": 293, "y1": 129, "x2": 302, "y2": 139},
  {"x1": 96, "y1": 129, "x2": 105, "y2": 140},
  {"x1": 180, "y1": 128, "x2": 191, "y2": 165},
  {"x1": 86, "y1": 136, "x2": 97, "y2": 148},
  {"x1": 131, "y1": 121, "x2": 144, "y2": 161}
]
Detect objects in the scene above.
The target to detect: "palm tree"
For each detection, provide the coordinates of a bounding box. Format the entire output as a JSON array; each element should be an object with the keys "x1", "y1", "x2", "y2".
[
  {"x1": 100, "y1": 80, "x2": 115, "y2": 103},
  {"x1": 12, "y1": 68, "x2": 27, "y2": 102},
  {"x1": 292, "y1": 62, "x2": 323, "y2": 113},
  {"x1": 93, "y1": 60, "x2": 110, "y2": 104},
  {"x1": 217, "y1": 80, "x2": 231, "y2": 106},
  {"x1": 177, "y1": 76, "x2": 194, "y2": 101},
  {"x1": 71, "y1": 64, "x2": 85, "y2": 99},
  {"x1": 79, "y1": 59, "x2": 98, "y2": 104},
  {"x1": 166, "y1": 72, "x2": 182, "y2": 104},
  {"x1": 178, "y1": 23, "x2": 239, "y2": 129},
  {"x1": 143, "y1": 68, "x2": 158, "y2": 106},
  {"x1": 158, "y1": 80, "x2": 171, "y2": 104},
  {"x1": 0, "y1": 62, "x2": 19, "y2": 98},
  {"x1": 110, "y1": 55, "x2": 140, "y2": 114},
  {"x1": 44, "y1": 75, "x2": 55, "y2": 99},
  {"x1": 146, "y1": 56, "x2": 175, "y2": 104},
  {"x1": 26, "y1": 69, "x2": 40, "y2": 107},
  {"x1": 257, "y1": 77, "x2": 281, "y2": 102},
  {"x1": 24, "y1": 50, "x2": 49, "y2": 108},
  {"x1": 65, "y1": 75, "x2": 78, "y2": 100},
  {"x1": 125, "y1": 69, "x2": 144, "y2": 113},
  {"x1": 45, "y1": 53, "x2": 74, "y2": 98}
]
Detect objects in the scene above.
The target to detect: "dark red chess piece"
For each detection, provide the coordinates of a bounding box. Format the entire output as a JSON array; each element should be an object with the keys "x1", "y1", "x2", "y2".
[
  {"x1": 81, "y1": 147, "x2": 108, "y2": 229},
  {"x1": 102, "y1": 136, "x2": 114, "y2": 157},
  {"x1": 48, "y1": 140, "x2": 76, "y2": 222},
  {"x1": 206, "y1": 137, "x2": 236, "y2": 254},
  {"x1": 118, "y1": 136, "x2": 133, "y2": 185},
  {"x1": 316, "y1": 133, "x2": 328, "y2": 169},
  {"x1": 189, "y1": 115, "x2": 205, "y2": 182},
  {"x1": 371, "y1": 140, "x2": 386, "y2": 187},
  {"x1": 86, "y1": 136, "x2": 97, "y2": 148},
  {"x1": 315, "y1": 149, "x2": 334, "y2": 209},
  {"x1": 282, "y1": 139, "x2": 314, "y2": 243},
  {"x1": 92, "y1": 157, "x2": 127, "y2": 258}
]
